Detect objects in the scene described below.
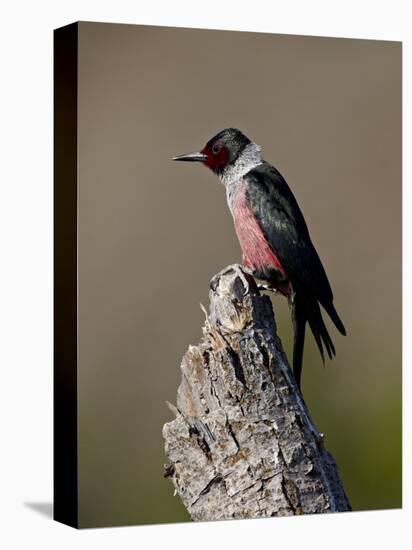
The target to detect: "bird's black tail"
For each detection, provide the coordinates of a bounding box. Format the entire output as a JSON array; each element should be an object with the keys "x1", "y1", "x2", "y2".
[
  {"x1": 306, "y1": 300, "x2": 336, "y2": 362},
  {"x1": 290, "y1": 292, "x2": 344, "y2": 389},
  {"x1": 322, "y1": 300, "x2": 346, "y2": 336}
]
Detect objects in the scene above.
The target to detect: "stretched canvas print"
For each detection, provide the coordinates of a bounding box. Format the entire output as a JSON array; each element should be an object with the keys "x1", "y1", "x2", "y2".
[{"x1": 54, "y1": 22, "x2": 402, "y2": 528}]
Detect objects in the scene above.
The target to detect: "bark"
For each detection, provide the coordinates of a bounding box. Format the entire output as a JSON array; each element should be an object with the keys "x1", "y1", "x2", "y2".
[{"x1": 162, "y1": 264, "x2": 350, "y2": 521}]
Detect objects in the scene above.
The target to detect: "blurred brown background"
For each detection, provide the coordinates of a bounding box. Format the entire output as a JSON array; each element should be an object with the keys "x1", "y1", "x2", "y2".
[{"x1": 76, "y1": 22, "x2": 401, "y2": 527}]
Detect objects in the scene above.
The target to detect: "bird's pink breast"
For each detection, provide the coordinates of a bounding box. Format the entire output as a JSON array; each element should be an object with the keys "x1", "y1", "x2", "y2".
[{"x1": 232, "y1": 188, "x2": 289, "y2": 295}]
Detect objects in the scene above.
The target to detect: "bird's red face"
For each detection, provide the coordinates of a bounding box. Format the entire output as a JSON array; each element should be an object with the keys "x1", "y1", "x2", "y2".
[
  {"x1": 200, "y1": 140, "x2": 229, "y2": 173},
  {"x1": 172, "y1": 128, "x2": 251, "y2": 175},
  {"x1": 171, "y1": 139, "x2": 230, "y2": 174}
]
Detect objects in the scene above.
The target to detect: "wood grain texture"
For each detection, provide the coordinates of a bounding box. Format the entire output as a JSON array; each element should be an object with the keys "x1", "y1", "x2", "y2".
[{"x1": 163, "y1": 264, "x2": 350, "y2": 521}]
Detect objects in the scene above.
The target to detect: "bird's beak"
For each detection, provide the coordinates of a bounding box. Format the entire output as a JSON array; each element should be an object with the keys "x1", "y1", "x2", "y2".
[{"x1": 172, "y1": 152, "x2": 207, "y2": 162}]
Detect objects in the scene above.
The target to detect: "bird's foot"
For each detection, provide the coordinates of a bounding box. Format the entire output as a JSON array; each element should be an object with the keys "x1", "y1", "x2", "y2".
[
  {"x1": 235, "y1": 265, "x2": 258, "y2": 296},
  {"x1": 210, "y1": 264, "x2": 257, "y2": 297},
  {"x1": 241, "y1": 266, "x2": 255, "y2": 276},
  {"x1": 258, "y1": 284, "x2": 278, "y2": 294}
]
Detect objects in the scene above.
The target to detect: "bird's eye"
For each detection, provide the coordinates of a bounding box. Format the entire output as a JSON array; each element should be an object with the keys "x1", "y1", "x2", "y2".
[{"x1": 212, "y1": 143, "x2": 221, "y2": 155}]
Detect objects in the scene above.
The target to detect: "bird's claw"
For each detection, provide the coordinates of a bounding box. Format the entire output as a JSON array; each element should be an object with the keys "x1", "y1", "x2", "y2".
[
  {"x1": 258, "y1": 284, "x2": 278, "y2": 294},
  {"x1": 237, "y1": 269, "x2": 253, "y2": 297},
  {"x1": 241, "y1": 266, "x2": 255, "y2": 276}
]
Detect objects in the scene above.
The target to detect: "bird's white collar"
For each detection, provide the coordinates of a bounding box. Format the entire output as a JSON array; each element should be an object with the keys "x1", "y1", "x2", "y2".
[{"x1": 220, "y1": 142, "x2": 263, "y2": 186}]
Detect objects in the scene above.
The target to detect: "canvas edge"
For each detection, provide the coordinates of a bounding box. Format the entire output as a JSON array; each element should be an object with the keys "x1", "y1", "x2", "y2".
[{"x1": 53, "y1": 21, "x2": 79, "y2": 529}]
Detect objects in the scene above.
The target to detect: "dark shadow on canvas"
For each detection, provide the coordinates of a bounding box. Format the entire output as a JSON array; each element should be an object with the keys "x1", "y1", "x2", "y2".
[{"x1": 24, "y1": 502, "x2": 53, "y2": 519}]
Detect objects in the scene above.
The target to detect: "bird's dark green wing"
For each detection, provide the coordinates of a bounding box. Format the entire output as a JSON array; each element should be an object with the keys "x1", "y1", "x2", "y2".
[
  {"x1": 245, "y1": 163, "x2": 331, "y2": 301},
  {"x1": 245, "y1": 162, "x2": 345, "y2": 335}
]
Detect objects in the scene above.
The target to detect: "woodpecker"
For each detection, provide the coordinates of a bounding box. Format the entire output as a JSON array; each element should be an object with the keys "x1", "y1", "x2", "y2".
[{"x1": 173, "y1": 128, "x2": 346, "y2": 389}]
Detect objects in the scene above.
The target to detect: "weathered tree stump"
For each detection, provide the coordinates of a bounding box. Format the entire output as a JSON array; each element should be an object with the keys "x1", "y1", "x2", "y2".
[{"x1": 162, "y1": 264, "x2": 350, "y2": 521}]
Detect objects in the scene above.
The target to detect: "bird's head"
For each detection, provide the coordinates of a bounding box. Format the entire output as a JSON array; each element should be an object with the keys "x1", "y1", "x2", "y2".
[{"x1": 172, "y1": 128, "x2": 253, "y2": 177}]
